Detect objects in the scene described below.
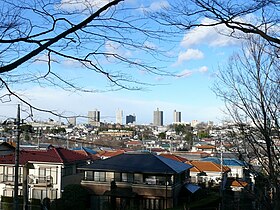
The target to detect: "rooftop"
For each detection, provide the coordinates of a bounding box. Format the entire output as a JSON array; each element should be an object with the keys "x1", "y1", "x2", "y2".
[
  {"x1": 80, "y1": 152, "x2": 192, "y2": 174},
  {"x1": 0, "y1": 146, "x2": 90, "y2": 165}
]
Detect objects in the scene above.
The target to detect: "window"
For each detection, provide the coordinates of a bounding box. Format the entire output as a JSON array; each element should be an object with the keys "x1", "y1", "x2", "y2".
[
  {"x1": 38, "y1": 167, "x2": 57, "y2": 184},
  {"x1": 4, "y1": 189, "x2": 13, "y2": 197},
  {"x1": 134, "y1": 173, "x2": 143, "y2": 183},
  {"x1": 106, "y1": 172, "x2": 114, "y2": 182},
  {"x1": 145, "y1": 176, "x2": 157, "y2": 185},
  {"x1": 0, "y1": 166, "x2": 4, "y2": 182},
  {"x1": 85, "y1": 171, "x2": 94, "y2": 181},
  {"x1": 51, "y1": 189, "x2": 57, "y2": 200},
  {"x1": 114, "y1": 172, "x2": 121, "y2": 182},
  {"x1": 94, "y1": 171, "x2": 105, "y2": 182},
  {"x1": 51, "y1": 167, "x2": 58, "y2": 184},
  {"x1": 6, "y1": 167, "x2": 14, "y2": 182},
  {"x1": 122, "y1": 173, "x2": 133, "y2": 183},
  {"x1": 33, "y1": 189, "x2": 48, "y2": 200}
]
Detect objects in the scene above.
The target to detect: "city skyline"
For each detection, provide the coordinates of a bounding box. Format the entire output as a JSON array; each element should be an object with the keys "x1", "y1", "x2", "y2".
[{"x1": 0, "y1": 0, "x2": 238, "y2": 125}]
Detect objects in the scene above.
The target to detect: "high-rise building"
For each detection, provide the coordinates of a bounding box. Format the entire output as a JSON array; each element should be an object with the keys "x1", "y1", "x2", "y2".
[
  {"x1": 191, "y1": 120, "x2": 199, "y2": 127},
  {"x1": 116, "y1": 109, "x2": 123, "y2": 125},
  {"x1": 88, "y1": 109, "x2": 100, "y2": 125},
  {"x1": 68, "y1": 117, "x2": 77, "y2": 126},
  {"x1": 173, "y1": 110, "x2": 181, "y2": 123},
  {"x1": 126, "y1": 114, "x2": 136, "y2": 124},
  {"x1": 153, "y1": 108, "x2": 163, "y2": 126}
]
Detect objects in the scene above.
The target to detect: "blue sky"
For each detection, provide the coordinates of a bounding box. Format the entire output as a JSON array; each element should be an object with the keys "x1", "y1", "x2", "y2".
[{"x1": 0, "y1": 0, "x2": 241, "y2": 125}]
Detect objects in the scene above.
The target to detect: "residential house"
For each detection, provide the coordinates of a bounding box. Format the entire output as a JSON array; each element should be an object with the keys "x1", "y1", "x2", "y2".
[
  {"x1": 0, "y1": 146, "x2": 91, "y2": 201},
  {"x1": 201, "y1": 157, "x2": 248, "y2": 179},
  {"x1": 191, "y1": 144, "x2": 217, "y2": 154},
  {"x1": 125, "y1": 140, "x2": 143, "y2": 150},
  {"x1": 186, "y1": 160, "x2": 231, "y2": 186},
  {"x1": 79, "y1": 152, "x2": 192, "y2": 210}
]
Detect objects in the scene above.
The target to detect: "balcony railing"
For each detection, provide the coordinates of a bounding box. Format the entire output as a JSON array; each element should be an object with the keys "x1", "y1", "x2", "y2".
[
  {"x1": 0, "y1": 174, "x2": 23, "y2": 184},
  {"x1": 28, "y1": 175, "x2": 53, "y2": 186}
]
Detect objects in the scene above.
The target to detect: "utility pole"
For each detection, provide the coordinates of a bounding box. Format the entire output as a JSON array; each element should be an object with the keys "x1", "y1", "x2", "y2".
[{"x1": 13, "y1": 104, "x2": 20, "y2": 210}]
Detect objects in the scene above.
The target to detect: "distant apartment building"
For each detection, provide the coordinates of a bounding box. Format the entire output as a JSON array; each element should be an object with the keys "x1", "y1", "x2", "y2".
[
  {"x1": 68, "y1": 117, "x2": 77, "y2": 126},
  {"x1": 153, "y1": 108, "x2": 163, "y2": 126},
  {"x1": 116, "y1": 109, "x2": 123, "y2": 125},
  {"x1": 126, "y1": 114, "x2": 136, "y2": 124},
  {"x1": 173, "y1": 110, "x2": 181, "y2": 123},
  {"x1": 88, "y1": 109, "x2": 100, "y2": 126},
  {"x1": 191, "y1": 120, "x2": 199, "y2": 127}
]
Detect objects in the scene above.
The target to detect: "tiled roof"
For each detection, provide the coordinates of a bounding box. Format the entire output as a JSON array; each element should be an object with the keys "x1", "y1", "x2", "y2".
[
  {"x1": 160, "y1": 153, "x2": 189, "y2": 163},
  {"x1": 72, "y1": 147, "x2": 97, "y2": 155},
  {"x1": 202, "y1": 157, "x2": 247, "y2": 167},
  {"x1": 196, "y1": 145, "x2": 216, "y2": 149},
  {"x1": 80, "y1": 153, "x2": 192, "y2": 174},
  {"x1": 231, "y1": 180, "x2": 248, "y2": 187},
  {"x1": 73, "y1": 150, "x2": 101, "y2": 160},
  {"x1": 188, "y1": 160, "x2": 230, "y2": 173},
  {"x1": 0, "y1": 147, "x2": 90, "y2": 165},
  {"x1": 99, "y1": 150, "x2": 125, "y2": 158}
]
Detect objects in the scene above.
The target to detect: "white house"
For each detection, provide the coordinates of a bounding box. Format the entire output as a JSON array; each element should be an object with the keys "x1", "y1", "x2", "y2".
[{"x1": 0, "y1": 146, "x2": 91, "y2": 201}]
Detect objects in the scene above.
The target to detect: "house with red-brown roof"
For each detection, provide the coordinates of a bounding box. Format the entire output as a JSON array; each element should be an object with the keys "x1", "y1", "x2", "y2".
[
  {"x1": 0, "y1": 146, "x2": 92, "y2": 201},
  {"x1": 160, "y1": 153, "x2": 189, "y2": 163},
  {"x1": 124, "y1": 140, "x2": 143, "y2": 150},
  {"x1": 191, "y1": 144, "x2": 217, "y2": 154},
  {"x1": 98, "y1": 149, "x2": 125, "y2": 159},
  {"x1": 186, "y1": 160, "x2": 230, "y2": 186}
]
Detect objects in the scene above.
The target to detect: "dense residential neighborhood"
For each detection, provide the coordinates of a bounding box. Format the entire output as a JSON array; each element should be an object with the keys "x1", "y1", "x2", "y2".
[{"x1": 0, "y1": 118, "x2": 271, "y2": 210}]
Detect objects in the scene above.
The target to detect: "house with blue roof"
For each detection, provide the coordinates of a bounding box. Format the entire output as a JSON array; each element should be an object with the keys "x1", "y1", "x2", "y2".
[
  {"x1": 202, "y1": 157, "x2": 248, "y2": 179},
  {"x1": 79, "y1": 152, "x2": 192, "y2": 210}
]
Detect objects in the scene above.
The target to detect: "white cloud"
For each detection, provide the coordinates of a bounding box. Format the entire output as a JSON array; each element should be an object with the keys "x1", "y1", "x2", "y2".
[
  {"x1": 181, "y1": 18, "x2": 238, "y2": 48},
  {"x1": 176, "y1": 66, "x2": 208, "y2": 78},
  {"x1": 149, "y1": 1, "x2": 170, "y2": 11},
  {"x1": 138, "y1": 1, "x2": 170, "y2": 13},
  {"x1": 58, "y1": 0, "x2": 112, "y2": 12},
  {"x1": 198, "y1": 66, "x2": 208, "y2": 73},
  {"x1": 177, "y1": 49, "x2": 204, "y2": 64}
]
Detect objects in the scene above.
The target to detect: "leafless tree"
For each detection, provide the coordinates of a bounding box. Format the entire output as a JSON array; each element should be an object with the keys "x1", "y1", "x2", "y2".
[
  {"x1": 0, "y1": 0, "x2": 174, "y2": 118},
  {"x1": 155, "y1": 0, "x2": 280, "y2": 48},
  {"x1": 214, "y1": 36, "x2": 280, "y2": 209}
]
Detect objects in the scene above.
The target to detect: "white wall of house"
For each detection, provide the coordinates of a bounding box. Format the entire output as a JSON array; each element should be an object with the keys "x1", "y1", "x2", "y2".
[
  {"x1": 28, "y1": 162, "x2": 63, "y2": 200},
  {"x1": 227, "y1": 166, "x2": 244, "y2": 179},
  {"x1": 190, "y1": 171, "x2": 222, "y2": 185}
]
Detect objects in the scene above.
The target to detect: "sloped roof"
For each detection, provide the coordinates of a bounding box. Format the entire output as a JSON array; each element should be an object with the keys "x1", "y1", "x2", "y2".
[
  {"x1": 188, "y1": 160, "x2": 230, "y2": 173},
  {"x1": 0, "y1": 147, "x2": 90, "y2": 165},
  {"x1": 185, "y1": 183, "x2": 201, "y2": 193},
  {"x1": 99, "y1": 150, "x2": 125, "y2": 158},
  {"x1": 202, "y1": 157, "x2": 247, "y2": 167},
  {"x1": 72, "y1": 147, "x2": 97, "y2": 155},
  {"x1": 80, "y1": 153, "x2": 192, "y2": 174},
  {"x1": 231, "y1": 180, "x2": 248, "y2": 187},
  {"x1": 160, "y1": 153, "x2": 189, "y2": 163},
  {"x1": 196, "y1": 145, "x2": 216, "y2": 149}
]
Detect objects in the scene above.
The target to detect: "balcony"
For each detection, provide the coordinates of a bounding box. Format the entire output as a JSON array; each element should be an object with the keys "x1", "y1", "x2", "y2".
[
  {"x1": 28, "y1": 175, "x2": 53, "y2": 187},
  {"x1": 0, "y1": 174, "x2": 23, "y2": 185}
]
